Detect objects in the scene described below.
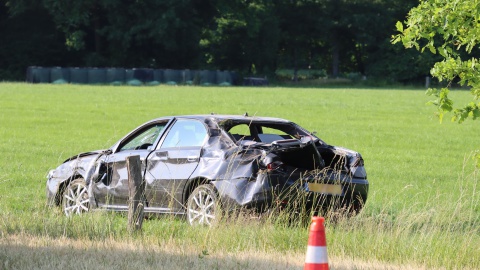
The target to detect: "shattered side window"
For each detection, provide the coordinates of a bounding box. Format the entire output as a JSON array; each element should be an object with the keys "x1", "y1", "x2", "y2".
[
  {"x1": 161, "y1": 119, "x2": 207, "y2": 148},
  {"x1": 227, "y1": 122, "x2": 299, "y2": 143},
  {"x1": 257, "y1": 126, "x2": 294, "y2": 143},
  {"x1": 228, "y1": 124, "x2": 253, "y2": 141},
  {"x1": 259, "y1": 126, "x2": 291, "y2": 136}
]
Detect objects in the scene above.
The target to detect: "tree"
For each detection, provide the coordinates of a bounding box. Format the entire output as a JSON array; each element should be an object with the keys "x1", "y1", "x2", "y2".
[
  {"x1": 0, "y1": 0, "x2": 79, "y2": 80},
  {"x1": 41, "y1": 0, "x2": 216, "y2": 68},
  {"x1": 1, "y1": 0, "x2": 442, "y2": 82},
  {"x1": 393, "y1": 0, "x2": 480, "y2": 123},
  {"x1": 203, "y1": 0, "x2": 280, "y2": 74},
  {"x1": 276, "y1": 0, "x2": 326, "y2": 80}
]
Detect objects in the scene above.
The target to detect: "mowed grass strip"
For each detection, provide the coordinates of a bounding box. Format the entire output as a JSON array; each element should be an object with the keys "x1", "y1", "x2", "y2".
[
  {"x1": 0, "y1": 233, "x2": 445, "y2": 270},
  {"x1": 0, "y1": 83, "x2": 479, "y2": 269}
]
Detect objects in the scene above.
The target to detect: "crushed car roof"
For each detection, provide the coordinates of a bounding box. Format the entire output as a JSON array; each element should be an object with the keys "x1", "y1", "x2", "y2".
[{"x1": 149, "y1": 114, "x2": 293, "y2": 123}]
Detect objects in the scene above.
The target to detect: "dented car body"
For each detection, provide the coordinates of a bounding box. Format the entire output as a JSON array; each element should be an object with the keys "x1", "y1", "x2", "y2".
[{"x1": 46, "y1": 115, "x2": 368, "y2": 225}]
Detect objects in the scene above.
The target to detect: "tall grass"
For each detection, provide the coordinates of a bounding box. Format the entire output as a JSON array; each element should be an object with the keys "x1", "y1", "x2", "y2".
[
  {"x1": 0, "y1": 83, "x2": 479, "y2": 269},
  {"x1": 328, "y1": 154, "x2": 479, "y2": 268}
]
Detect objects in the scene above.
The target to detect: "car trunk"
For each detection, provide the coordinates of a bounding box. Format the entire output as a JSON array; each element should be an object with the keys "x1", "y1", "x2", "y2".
[{"x1": 268, "y1": 139, "x2": 324, "y2": 170}]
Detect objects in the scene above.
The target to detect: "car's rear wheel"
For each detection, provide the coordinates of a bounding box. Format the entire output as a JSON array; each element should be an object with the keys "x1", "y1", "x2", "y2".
[
  {"x1": 62, "y1": 178, "x2": 89, "y2": 216},
  {"x1": 186, "y1": 184, "x2": 220, "y2": 226}
]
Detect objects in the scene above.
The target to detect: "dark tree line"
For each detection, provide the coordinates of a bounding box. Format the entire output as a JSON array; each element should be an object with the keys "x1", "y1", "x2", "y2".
[{"x1": 0, "y1": 0, "x2": 437, "y2": 83}]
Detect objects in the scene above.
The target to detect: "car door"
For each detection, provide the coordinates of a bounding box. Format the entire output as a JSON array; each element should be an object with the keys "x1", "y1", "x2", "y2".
[
  {"x1": 144, "y1": 118, "x2": 208, "y2": 211},
  {"x1": 93, "y1": 122, "x2": 167, "y2": 210}
]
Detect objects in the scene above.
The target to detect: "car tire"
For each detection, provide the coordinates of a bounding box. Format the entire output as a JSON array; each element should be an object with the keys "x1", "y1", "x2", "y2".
[
  {"x1": 186, "y1": 184, "x2": 220, "y2": 226},
  {"x1": 62, "y1": 178, "x2": 89, "y2": 216}
]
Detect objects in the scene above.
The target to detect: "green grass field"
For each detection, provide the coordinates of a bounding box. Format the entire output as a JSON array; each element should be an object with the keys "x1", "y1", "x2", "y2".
[{"x1": 0, "y1": 83, "x2": 479, "y2": 269}]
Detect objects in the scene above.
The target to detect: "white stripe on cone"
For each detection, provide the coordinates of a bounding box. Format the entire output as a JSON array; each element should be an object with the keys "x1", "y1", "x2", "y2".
[{"x1": 305, "y1": 246, "x2": 328, "y2": 264}]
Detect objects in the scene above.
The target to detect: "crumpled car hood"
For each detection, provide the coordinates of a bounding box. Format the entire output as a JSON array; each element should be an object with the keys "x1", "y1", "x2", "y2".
[{"x1": 62, "y1": 149, "x2": 107, "y2": 163}]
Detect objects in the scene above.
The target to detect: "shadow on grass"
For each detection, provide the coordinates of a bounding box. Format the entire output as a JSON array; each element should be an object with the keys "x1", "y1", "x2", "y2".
[{"x1": 0, "y1": 234, "x2": 305, "y2": 270}]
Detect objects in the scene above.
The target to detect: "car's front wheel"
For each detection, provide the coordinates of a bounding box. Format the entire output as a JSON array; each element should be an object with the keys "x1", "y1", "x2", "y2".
[
  {"x1": 62, "y1": 178, "x2": 89, "y2": 216},
  {"x1": 186, "y1": 184, "x2": 220, "y2": 226}
]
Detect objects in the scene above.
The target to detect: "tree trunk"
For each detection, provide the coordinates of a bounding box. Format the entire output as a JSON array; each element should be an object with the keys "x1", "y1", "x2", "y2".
[
  {"x1": 92, "y1": 7, "x2": 101, "y2": 54},
  {"x1": 331, "y1": 43, "x2": 340, "y2": 78},
  {"x1": 330, "y1": 28, "x2": 341, "y2": 78},
  {"x1": 293, "y1": 47, "x2": 298, "y2": 82}
]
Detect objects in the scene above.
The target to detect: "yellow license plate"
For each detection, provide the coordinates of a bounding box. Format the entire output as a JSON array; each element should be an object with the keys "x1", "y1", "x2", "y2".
[{"x1": 307, "y1": 183, "x2": 342, "y2": 195}]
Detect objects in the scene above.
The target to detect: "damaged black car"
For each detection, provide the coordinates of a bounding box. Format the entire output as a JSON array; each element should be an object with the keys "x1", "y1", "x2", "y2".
[{"x1": 47, "y1": 114, "x2": 368, "y2": 225}]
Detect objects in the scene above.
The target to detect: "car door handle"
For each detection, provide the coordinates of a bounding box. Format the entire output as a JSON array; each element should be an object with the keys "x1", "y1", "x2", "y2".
[
  {"x1": 152, "y1": 152, "x2": 168, "y2": 161},
  {"x1": 187, "y1": 156, "x2": 199, "y2": 162}
]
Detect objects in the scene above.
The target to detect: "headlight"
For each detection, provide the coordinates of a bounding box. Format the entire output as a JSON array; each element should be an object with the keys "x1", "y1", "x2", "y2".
[{"x1": 46, "y1": 169, "x2": 56, "y2": 179}]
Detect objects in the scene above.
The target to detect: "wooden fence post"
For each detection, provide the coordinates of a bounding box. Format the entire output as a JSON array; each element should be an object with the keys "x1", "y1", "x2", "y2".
[{"x1": 127, "y1": 155, "x2": 145, "y2": 232}]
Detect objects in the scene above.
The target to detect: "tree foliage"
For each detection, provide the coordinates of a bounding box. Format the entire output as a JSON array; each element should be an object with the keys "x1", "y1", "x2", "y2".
[
  {"x1": 203, "y1": 0, "x2": 280, "y2": 73},
  {"x1": 40, "y1": 0, "x2": 216, "y2": 68},
  {"x1": 1, "y1": 0, "x2": 425, "y2": 82},
  {"x1": 393, "y1": 0, "x2": 480, "y2": 123},
  {"x1": 0, "y1": 0, "x2": 78, "y2": 79}
]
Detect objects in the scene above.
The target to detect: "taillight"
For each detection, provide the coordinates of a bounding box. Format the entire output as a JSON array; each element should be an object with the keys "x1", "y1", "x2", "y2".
[{"x1": 267, "y1": 161, "x2": 283, "y2": 171}]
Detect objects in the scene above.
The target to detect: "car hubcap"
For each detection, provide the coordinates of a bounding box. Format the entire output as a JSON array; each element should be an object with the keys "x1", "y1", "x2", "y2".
[
  {"x1": 188, "y1": 189, "x2": 216, "y2": 226},
  {"x1": 64, "y1": 183, "x2": 89, "y2": 216}
]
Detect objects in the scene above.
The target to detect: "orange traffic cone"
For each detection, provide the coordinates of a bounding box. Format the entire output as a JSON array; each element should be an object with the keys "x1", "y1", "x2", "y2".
[{"x1": 304, "y1": 216, "x2": 329, "y2": 270}]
